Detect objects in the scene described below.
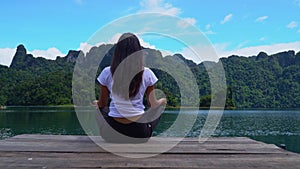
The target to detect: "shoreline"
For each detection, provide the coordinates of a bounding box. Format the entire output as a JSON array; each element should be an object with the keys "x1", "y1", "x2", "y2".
[{"x1": 2, "y1": 105, "x2": 300, "y2": 111}]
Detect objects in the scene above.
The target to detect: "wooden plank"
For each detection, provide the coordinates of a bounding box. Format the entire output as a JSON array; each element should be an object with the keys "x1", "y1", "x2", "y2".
[
  {"x1": 4, "y1": 134, "x2": 274, "y2": 148},
  {"x1": 0, "y1": 137, "x2": 286, "y2": 154},
  {"x1": 0, "y1": 145, "x2": 285, "y2": 154},
  {"x1": 10, "y1": 134, "x2": 259, "y2": 143},
  {"x1": 0, "y1": 134, "x2": 299, "y2": 169},
  {"x1": 0, "y1": 152, "x2": 299, "y2": 168}
]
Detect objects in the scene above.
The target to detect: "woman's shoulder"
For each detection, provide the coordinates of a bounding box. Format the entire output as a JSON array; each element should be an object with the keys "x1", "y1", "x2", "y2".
[
  {"x1": 143, "y1": 67, "x2": 157, "y2": 78},
  {"x1": 101, "y1": 66, "x2": 111, "y2": 74},
  {"x1": 143, "y1": 67, "x2": 158, "y2": 85},
  {"x1": 97, "y1": 66, "x2": 112, "y2": 85},
  {"x1": 98, "y1": 66, "x2": 111, "y2": 78},
  {"x1": 103, "y1": 66, "x2": 111, "y2": 71},
  {"x1": 144, "y1": 67, "x2": 153, "y2": 73}
]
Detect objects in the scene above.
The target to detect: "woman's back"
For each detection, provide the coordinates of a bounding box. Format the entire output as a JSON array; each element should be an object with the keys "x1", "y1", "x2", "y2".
[{"x1": 97, "y1": 66, "x2": 158, "y2": 118}]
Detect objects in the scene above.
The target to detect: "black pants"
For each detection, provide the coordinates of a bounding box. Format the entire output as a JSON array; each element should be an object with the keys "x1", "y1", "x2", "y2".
[{"x1": 97, "y1": 106, "x2": 163, "y2": 143}]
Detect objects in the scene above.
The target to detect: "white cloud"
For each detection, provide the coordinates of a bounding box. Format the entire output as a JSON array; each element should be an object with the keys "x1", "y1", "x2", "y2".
[
  {"x1": 184, "y1": 18, "x2": 196, "y2": 26},
  {"x1": 204, "y1": 30, "x2": 216, "y2": 35},
  {"x1": 178, "y1": 44, "x2": 220, "y2": 63},
  {"x1": 218, "y1": 42, "x2": 300, "y2": 58},
  {"x1": 74, "y1": 0, "x2": 83, "y2": 4},
  {"x1": 259, "y1": 37, "x2": 266, "y2": 41},
  {"x1": 138, "y1": 37, "x2": 157, "y2": 49},
  {"x1": 236, "y1": 41, "x2": 249, "y2": 49},
  {"x1": 126, "y1": 7, "x2": 136, "y2": 13},
  {"x1": 177, "y1": 18, "x2": 196, "y2": 28},
  {"x1": 160, "y1": 50, "x2": 172, "y2": 57},
  {"x1": 287, "y1": 21, "x2": 298, "y2": 29},
  {"x1": 255, "y1": 16, "x2": 269, "y2": 23},
  {"x1": 175, "y1": 42, "x2": 300, "y2": 64},
  {"x1": 30, "y1": 48, "x2": 64, "y2": 60},
  {"x1": 78, "y1": 42, "x2": 105, "y2": 54},
  {"x1": 138, "y1": 0, "x2": 181, "y2": 16},
  {"x1": 78, "y1": 33, "x2": 122, "y2": 54},
  {"x1": 0, "y1": 48, "x2": 16, "y2": 66},
  {"x1": 0, "y1": 47, "x2": 65, "y2": 66},
  {"x1": 108, "y1": 33, "x2": 123, "y2": 44},
  {"x1": 138, "y1": 0, "x2": 197, "y2": 30},
  {"x1": 204, "y1": 24, "x2": 216, "y2": 35},
  {"x1": 78, "y1": 42, "x2": 93, "y2": 54},
  {"x1": 221, "y1": 13, "x2": 233, "y2": 24},
  {"x1": 205, "y1": 24, "x2": 211, "y2": 30}
]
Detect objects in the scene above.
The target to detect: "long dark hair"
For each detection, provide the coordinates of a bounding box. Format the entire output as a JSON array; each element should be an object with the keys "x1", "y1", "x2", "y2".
[{"x1": 110, "y1": 33, "x2": 144, "y2": 99}]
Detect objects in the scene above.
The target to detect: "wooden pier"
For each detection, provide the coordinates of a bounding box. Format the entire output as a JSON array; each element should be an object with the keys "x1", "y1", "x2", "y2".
[{"x1": 0, "y1": 134, "x2": 299, "y2": 168}]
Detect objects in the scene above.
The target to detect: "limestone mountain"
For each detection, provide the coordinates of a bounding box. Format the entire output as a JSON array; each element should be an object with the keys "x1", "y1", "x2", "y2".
[{"x1": 1, "y1": 44, "x2": 299, "y2": 108}]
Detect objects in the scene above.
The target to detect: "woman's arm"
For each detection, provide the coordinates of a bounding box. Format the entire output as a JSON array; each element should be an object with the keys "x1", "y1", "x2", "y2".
[
  {"x1": 97, "y1": 84, "x2": 109, "y2": 109},
  {"x1": 146, "y1": 85, "x2": 167, "y2": 108}
]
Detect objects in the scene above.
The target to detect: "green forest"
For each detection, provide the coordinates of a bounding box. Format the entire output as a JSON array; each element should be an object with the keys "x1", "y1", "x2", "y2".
[{"x1": 0, "y1": 44, "x2": 300, "y2": 109}]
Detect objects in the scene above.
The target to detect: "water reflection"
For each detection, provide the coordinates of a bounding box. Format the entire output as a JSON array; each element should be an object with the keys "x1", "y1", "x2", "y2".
[{"x1": 0, "y1": 107, "x2": 300, "y2": 153}]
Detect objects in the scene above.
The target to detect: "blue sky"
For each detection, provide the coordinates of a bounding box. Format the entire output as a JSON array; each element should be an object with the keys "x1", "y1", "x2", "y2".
[{"x1": 1, "y1": 0, "x2": 300, "y2": 65}]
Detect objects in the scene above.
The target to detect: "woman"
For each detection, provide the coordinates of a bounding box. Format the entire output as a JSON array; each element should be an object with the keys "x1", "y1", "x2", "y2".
[{"x1": 95, "y1": 33, "x2": 166, "y2": 143}]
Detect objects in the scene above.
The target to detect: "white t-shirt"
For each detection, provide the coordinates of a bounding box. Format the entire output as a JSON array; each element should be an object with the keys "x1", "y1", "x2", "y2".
[{"x1": 97, "y1": 66, "x2": 158, "y2": 118}]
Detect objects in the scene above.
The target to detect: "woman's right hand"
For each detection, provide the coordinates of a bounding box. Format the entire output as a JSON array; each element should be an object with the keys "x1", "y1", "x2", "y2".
[
  {"x1": 157, "y1": 98, "x2": 167, "y2": 106},
  {"x1": 93, "y1": 100, "x2": 100, "y2": 109}
]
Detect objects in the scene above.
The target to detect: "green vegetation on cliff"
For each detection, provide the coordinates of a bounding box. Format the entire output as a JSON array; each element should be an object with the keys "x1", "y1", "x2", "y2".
[{"x1": 0, "y1": 44, "x2": 299, "y2": 109}]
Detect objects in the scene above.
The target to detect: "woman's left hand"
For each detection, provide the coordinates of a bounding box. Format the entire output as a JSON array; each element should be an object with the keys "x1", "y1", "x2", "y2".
[{"x1": 93, "y1": 100, "x2": 99, "y2": 109}]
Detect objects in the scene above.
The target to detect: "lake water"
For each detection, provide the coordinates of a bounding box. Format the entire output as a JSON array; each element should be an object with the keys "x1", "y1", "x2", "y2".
[{"x1": 0, "y1": 107, "x2": 300, "y2": 154}]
